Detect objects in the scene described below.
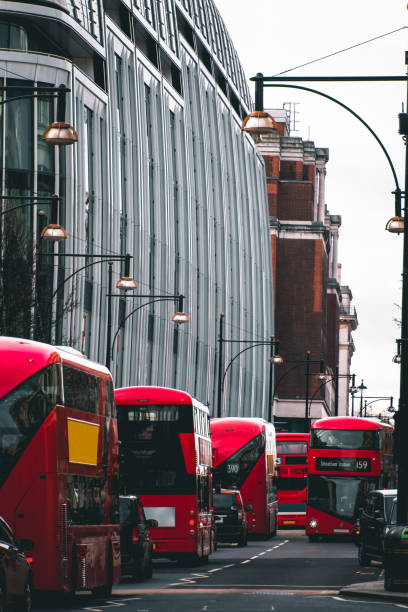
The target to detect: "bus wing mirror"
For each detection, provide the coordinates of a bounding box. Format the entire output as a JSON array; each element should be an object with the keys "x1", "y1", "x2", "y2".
[
  {"x1": 245, "y1": 504, "x2": 253, "y2": 511},
  {"x1": 19, "y1": 539, "x2": 34, "y2": 551}
]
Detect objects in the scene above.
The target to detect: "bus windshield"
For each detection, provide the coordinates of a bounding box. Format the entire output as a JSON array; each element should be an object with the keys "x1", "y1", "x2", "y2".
[
  {"x1": 118, "y1": 404, "x2": 195, "y2": 494},
  {"x1": 214, "y1": 432, "x2": 265, "y2": 490},
  {"x1": 308, "y1": 475, "x2": 375, "y2": 523},
  {"x1": 0, "y1": 364, "x2": 62, "y2": 487},
  {"x1": 310, "y1": 429, "x2": 378, "y2": 450}
]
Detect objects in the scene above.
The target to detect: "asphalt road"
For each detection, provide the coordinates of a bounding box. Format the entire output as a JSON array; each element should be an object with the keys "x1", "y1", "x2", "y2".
[{"x1": 33, "y1": 530, "x2": 399, "y2": 612}]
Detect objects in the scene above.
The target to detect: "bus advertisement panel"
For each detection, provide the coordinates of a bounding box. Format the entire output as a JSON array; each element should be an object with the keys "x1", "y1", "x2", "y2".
[
  {"x1": 211, "y1": 417, "x2": 278, "y2": 538},
  {"x1": 0, "y1": 337, "x2": 120, "y2": 594},
  {"x1": 276, "y1": 433, "x2": 309, "y2": 527},
  {"x1": 306, "y1": 416, "x2": 395, "y2": 540},
  {"x1": 115, "y1": 386, "x2": 214, "y2": 564}
]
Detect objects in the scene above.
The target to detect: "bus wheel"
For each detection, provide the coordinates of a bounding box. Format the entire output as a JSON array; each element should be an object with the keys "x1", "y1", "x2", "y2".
[
  {"x1": 92, "y1": 550, "x2": 113, "y2": 598},
  {"x1": 177, "y1": 553, "x2": 200, "y2": 567},
  {"x1": 71, "y1": 550, "x2": 77, "y2": 597},
  {"x1": 384, "y1": 566, "x2": 394, "y2": 591},
  {"x1": 237, "y1": 530, "x2": 248, "y2": 547},
  {"x1": 0, "y1": 582, "x2": 5, "y2": 612},
  {"x1": 308, "y1": 535, "x2": 319, "y2": 542},
  {"x1": 358, "y1": 541, "x2": 371, "y2": 567},
  {"x1": 15, "y1": 580, "x2": 32, "y2": 612}
]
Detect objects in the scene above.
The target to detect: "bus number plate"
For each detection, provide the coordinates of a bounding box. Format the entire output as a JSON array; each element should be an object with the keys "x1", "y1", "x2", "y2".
[{"x1": 316, "y1": 457, "x2": 371, "y2": 472}]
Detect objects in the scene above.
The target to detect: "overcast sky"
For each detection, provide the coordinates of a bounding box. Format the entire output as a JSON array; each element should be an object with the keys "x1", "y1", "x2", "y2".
[{"x1": 214, "y1": 0, "x2": 408, "y2": 414}]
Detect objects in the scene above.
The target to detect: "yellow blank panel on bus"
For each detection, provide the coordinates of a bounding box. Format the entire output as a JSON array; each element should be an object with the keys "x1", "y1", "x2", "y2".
[{"x1": 67, "y1": 418, "x2": 99, "y2": 465}]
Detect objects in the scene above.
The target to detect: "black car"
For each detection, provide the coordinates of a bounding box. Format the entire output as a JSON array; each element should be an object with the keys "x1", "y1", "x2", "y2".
[
  {"x1": 0, "y1": 516, "x2": 32, "y2": 612},
  {"x1": 357, "y1": 488, "x2": 397, "y2": 566},
  {"x1": 213, "y1": 489, "x2": 250, "y2": 546},
  {"x1": 119, "y1": 495, "x2": 158, "y2": 580}
]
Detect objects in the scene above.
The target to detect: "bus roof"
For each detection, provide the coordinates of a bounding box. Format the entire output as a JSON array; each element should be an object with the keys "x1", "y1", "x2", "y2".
[
  {"x1": 211, "y1": 417, "x2": 274, "y2": 467},
  {"x1": 311, "y1": 416, "x2": 393, "y2": 431},
  {"x1": 0, "y1": 336, "x2": 111, "y2": 399},
  {"x1": 114, "y1": 386, "x2": 209, "y2": 413},
  {"x1": 276, "y1": 432, "x2": 310, "y2": 441}
]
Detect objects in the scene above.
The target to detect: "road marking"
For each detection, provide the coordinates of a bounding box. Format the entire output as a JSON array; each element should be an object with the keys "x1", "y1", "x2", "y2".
[
  {"x1": 223, "y1": 564, "x2": 235, "y2": 568},
  {"x1": 395, "y1": 605, "x2": 408, "y2": 609},
  {"x1": 208, "y1": 568, "x2": 223, "y2": 573},
  {"x1": 240, "y1": 560, "x2": 252, "y2": 564},
  {"x1": 333, "y1": 596, "x2": 388, "y2": 605},
  {"x1": 250, "y1": 555, "x2": 259, "y2": 559},
  {"x1": 192, "y1": 573, "x2": 210, "y2": 579},
  {"x1": 258, "y1": 552, "x2": 266, "y2": 556}
]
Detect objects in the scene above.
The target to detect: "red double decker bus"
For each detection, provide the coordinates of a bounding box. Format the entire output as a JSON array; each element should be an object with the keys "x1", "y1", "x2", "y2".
[
  {"x1": 115, "y1": 386, "x2": 214, "y2": 564},
  {"x1": 276, "y1": 433, "x2": 309, "y2": 528},
  {"x1": 306, "y1": 416, "x2": 395, "y2": 540},
  {"x1": 0, "y1": 337, "x2": 121, "y2": 595},
  {"x1": 211, "y1": 417, "x2": 278, "y2": 538}
]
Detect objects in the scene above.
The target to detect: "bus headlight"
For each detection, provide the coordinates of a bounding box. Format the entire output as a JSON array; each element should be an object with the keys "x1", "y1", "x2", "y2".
[{"x1": 309, "y1": 519, "x2": 318, "y2": 529}]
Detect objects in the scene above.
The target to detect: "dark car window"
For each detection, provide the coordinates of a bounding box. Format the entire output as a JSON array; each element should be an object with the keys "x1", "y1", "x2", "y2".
[
  {"x1": 0, "y1": 518, "x2": 14, "y2": 545},
  {"x1": 137, "y1": 501, "x2": 146, "y2": 524},
  {"x1": 213, "y1": 493, "x2": 236, "y2": 510},
  {"x1": 389, "y1": 500, "x2": 397, "y2": 524},
  {"x1": 372, "y1": 495, "x2": 384, "y2": 519},
  {"x1": 385, "y1": 496, "x2": 397, "y2": 521},
  {"x1": 363, "y1": 495, "x2": 375, "y2": 518},
  {"x1": 119, "y1": 497, "x2": 140, "y2": 526}
]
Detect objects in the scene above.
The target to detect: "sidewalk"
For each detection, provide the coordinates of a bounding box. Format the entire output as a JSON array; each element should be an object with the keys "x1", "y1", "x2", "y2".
[{"x1": 340, "y1": 577, "x2": 408, "y2": 603}]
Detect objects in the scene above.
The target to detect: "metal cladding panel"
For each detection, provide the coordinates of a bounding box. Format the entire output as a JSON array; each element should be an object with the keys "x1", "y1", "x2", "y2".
[{"x1": 0, "y1": 0, "x2": 274, "y2": 419}]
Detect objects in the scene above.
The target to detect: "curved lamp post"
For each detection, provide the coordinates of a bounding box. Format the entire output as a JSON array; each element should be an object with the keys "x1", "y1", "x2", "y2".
[
  {"x1": 273, "y1": 351, "x2": 325, "y2": 422},
  {"x1": 307, "y1": 371, "x2": 356, "y2": 419},
  {"x1": 44, "y1": 253, "x2": 136, "y2": 365},
  {"x1": 0, "y1": 83, "x2": 77, "y2": 145},
  {"x1": 0, "y1": 194, "x2": 67, "y2": 338},
  {"x1": 242, "y1": 64, "x2": 408, "y2": 534},
  {"x1": 217, "y1": 313, "x2": 282, "y2": 421},
  {"x1": 109, "y1": 293, "x2": 189, "y2": 371},
  {"x1": 359, "y1": 396, "x2": 394, "y2": 418}
]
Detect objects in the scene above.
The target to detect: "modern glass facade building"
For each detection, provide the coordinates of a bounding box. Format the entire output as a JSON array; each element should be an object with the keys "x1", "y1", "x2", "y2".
[{"x1": 0, "y1": 0, "x2": 274, "y2": 418}]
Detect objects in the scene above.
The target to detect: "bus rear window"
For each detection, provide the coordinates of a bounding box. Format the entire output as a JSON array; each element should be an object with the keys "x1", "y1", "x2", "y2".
[
  {"x1": 310, "y1": 429, "x2": 378, "y2": 450},
  {"x1": 277, "y1": 441, "x2": 308, "y2": 455},
  {"x1": 118, "y1": 404, "x2": 195, "y2": 494}
]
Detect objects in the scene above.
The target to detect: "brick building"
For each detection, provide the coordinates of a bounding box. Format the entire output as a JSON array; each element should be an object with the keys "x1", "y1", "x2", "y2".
[{"x1": 256, "y1": 110, "x2": 358, "y2": 431}]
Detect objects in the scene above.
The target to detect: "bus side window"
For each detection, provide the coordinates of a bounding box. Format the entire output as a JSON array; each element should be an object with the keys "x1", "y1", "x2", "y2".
[
  {"x1": 105, "y1": 379, "x2": 116, "y2": 418},
  {"x1": 63, "y1": 366, "x2": 100, "y2": 413}
]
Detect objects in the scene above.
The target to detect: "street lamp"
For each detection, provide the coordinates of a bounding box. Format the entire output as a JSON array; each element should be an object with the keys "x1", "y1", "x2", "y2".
[
  {"x1": 272, "y1": 351, "x2": 325, "y2": 422},
  {"x1": 109, "y1": 293, "x2": 189, "y2": 371},
  {"x1": 44, "y1": 253, "x2": 136, "y2": 363},
  {"x1": 358, "y1": 396, "x2": 394, "y2": 418},
  {"x1": 0, "y1": 84, "x2": 78, "y2": 146},
  {"x1": 356, "y1": 379, "x2": 368, "y2": 418},
  {"x1": 307, "y1": 371, "x2": 356, "y2": 419},
  {"x1": 349, "y1": 375, "x2": 358, "y2": 416},
  {"x1": 217, "y1": 312, "x2": 282, "y2": 421},
  {"x1": 0, "y1": 195, "x2": 67, "y2": 338},
  {"x1": 0, "y1": 194, "x2": 67, "y2": 241}
]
